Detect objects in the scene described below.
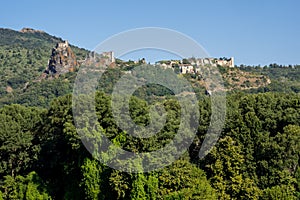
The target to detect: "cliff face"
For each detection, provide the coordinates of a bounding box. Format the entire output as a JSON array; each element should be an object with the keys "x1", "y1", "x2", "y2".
[{"x1": 44, "y1": 41, "x2": 77, "y2": 77}]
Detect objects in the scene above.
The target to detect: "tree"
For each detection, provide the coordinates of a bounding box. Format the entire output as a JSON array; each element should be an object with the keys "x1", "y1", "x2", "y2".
[
  {"x1": 130, "y1": 173, "x2": 147, "y2": 200},
  {"x1": 205, "y1": 136, "x2": 261, "y2": 199},
  {"x1": 0, "y1": 171, "x2": 51, "y2": 200},
  {"x1": 80, "y1": 158, "x2": 102, "y2": 200},
  {"x1": 37, "y1": 95, "x2": 86, "y2": 199},
  {"x1": 262, "y1": 185, "x2": 296, "y2": 200},
  {"x1": 158, "y1": 158, "x2": 217, "y2": 199},
  {"x1": 0, "y1": 104, "x2": 44, "y2": 178},
  {"x1": 182, "y1": 58, "x2": 190, "y2": 64}
]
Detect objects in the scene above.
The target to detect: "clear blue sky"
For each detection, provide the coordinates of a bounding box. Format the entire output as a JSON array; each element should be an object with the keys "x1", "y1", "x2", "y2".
[{"x1": 1, "y1": 0, "x2": 300, "y2": 65}]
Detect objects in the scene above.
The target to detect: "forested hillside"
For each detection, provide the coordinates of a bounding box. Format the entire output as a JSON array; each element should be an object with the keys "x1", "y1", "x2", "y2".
[
  {"x1": 0, "y1": 28, "x2": 300, "y2": 199},
  {"x1": 0, "y1": 28, "x2": 88, "y2": 107},
  {"x1": 239, "y1": 64, "x2": 300, "y2": 93}
]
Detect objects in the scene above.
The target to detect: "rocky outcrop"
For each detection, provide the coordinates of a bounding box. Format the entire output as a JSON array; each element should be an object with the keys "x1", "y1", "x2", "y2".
[
  {"x1": 43, "y1": 41, "x2": 78, "y2": 78},
  {"x1": 20, "y1": 28, "x2": 45, "y2": 34}
]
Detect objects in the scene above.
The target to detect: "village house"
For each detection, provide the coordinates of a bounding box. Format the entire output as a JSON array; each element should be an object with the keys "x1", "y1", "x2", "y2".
[
  {"x1": 179, "y1": 64, "x2": 194, "y2": 74},
  {"x1": 214, "y1": 57, "x2": 234, "y2": 68}
]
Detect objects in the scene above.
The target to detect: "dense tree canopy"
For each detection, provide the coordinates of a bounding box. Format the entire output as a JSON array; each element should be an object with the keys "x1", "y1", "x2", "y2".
[{"x1": 0, "y1": 91, "x2": 299, "y2": 199}]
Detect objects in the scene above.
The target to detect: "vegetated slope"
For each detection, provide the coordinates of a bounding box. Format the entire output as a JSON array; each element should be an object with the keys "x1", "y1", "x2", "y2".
[
  {"x1": 218, "y1": 65, "x2": 270, "y2": 90},
  {"x1": 1, "y1": 27, "x2": 298, "y2": 108},
  {"x1": 239, "y1": 64, "x2": 300, "y2": 93},
  {"x1": 0, "y1": 28, "x2": 88, "y2": 107}
]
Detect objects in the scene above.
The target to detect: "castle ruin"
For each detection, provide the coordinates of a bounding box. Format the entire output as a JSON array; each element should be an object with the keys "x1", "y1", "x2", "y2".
[{"x1": 43, "y1": 40, "x2": 78, "y2": 77}]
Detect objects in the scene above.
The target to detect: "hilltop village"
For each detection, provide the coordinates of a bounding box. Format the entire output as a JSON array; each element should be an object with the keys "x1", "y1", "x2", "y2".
[
  {"x1": 42, "y1": 41, "x2": 235, "y2": 77},
  {"x1": 155, "y1": 57, "x2": 234, "y2": 74},
  {"x1": 40, "y1": 41, "x2": 270, "y2": 91}
]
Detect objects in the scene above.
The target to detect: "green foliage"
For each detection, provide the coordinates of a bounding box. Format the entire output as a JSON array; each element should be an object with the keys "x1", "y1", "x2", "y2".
[
  {"x1": 182, "y1": 58, "x2": 190, "y2": 64},
  {"x1": 239, "y1": 64, "x2": 300, "y2": 93},
  {"x1": 37, "y1": 95, "x2": 84, "y2": 199},
  {"x1": 0, "y1": 76, "x2": 74, "y2": 107},
  {"x1": 0, "y1": 171, "x2": 51, "y2": 200},
  {"x1": 262, "y1": 185, "x2": 297, "y2": 200},
  {"x1": 0, "y1": 28, "x2": 88, "y2": 108},
  {"x1": 206, "y1": 136, "x2": 261, "y2": 199},
  {"x1": 0, "y1": 82, "x2": 299, "y2": 200},
  {"x1": 199, "y1": 92, "x2": 300, "y2": 199},
  {"x1": 109, "y1": 170, "x2": 131, "y2": 199},
  {"x1": 145, "y1": 173, "x2": 158, "y2": 200},
  {"x1": 130, "y1": 173, "x2": 147, "y2": 200},
  {"x1": 80, "y1": 158, "x2": 102, "y2": 200},
  {"x1": 0, "y1": 104, "x2": 44, "y2": 178},
  {"x1": 158, "y1": 158, "x2": 217, "y2": 199}
]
